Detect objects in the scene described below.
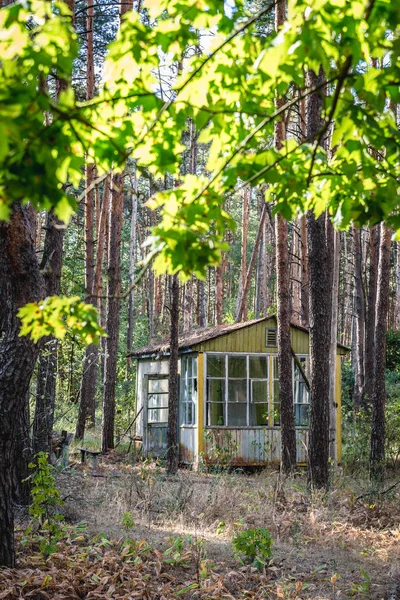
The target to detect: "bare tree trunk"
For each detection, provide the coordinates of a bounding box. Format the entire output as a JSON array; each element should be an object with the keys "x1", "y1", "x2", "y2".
[
  {"x1": 236, "y1": 187, "x2": 251, "y2": 322},
  {"x1": 364, "y1": 225, "x2": 379, "y2": 402},
  {"x1": 370, "y1": 223, "x2": 391, "y2": 485},
  {"x1": 353, "y1": 225, "x2": 365, "y2": 408},
  {"x1": 167, "y1": 275, "x2": 179, "y2": 474},
  {"x1": 306, "y1": 68, "x2": 331, "y2": 488},
  {"x1": 127, "y1": 170, "x2": 138, "y2": 376},
  {"x1": 274, "y1": 0, "x2": 296, "y2": 474},
  {"x1": 183, "y1": 278, "x2": 193, "y2": 332},
  {"x1": 33, "y1": 210, "x2": 64, "y2": 455},
  {"x1": 215, "y1": 264, "x2": 223, "y2": 325},
  {"x1": 300, "y1": 215, "x2": 309, "y2": 326},
  {"x1": 197, "y1": 280, "x2": 206, "y2": 327},
  {"x1": 236, "y1": 204, "x2": 268, "y2": 322},
  {"x1": 0, "y1": 204, "x2": 43, "y2": 567},
  {"x1": 329, "y1": 230, "x2": 340, "y2": 462},
  {"x1": 102, "y1": 173, "x2": 124, "y2": 453},
  {"x1": 395, "y1": 242, "x2": 400, "y2": 330}
]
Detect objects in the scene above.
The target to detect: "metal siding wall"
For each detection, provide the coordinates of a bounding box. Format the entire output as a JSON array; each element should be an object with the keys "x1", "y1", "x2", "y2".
[{"x1": 202, "y1": 427, "x2": 309, "y2": 465}]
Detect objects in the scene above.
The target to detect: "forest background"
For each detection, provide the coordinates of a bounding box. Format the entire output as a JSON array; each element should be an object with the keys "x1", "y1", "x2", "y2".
[{"x1": 1, "y1": 0, "x2": 400, "y2": 587}]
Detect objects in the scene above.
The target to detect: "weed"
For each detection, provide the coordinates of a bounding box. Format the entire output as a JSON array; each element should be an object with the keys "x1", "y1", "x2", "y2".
[
  {"x1": 23, "y1": 452, "x2": 67, "y2": 558},
  {"x1": 232, "y1": 527, "x2": 273, "y2": 570}
]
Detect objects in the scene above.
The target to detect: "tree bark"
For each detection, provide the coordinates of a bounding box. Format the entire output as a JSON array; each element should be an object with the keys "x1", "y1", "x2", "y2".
[
  {"x1": 306, "y1": 68, "x2": 331, "y2": 488},
  {"x1": 76, "y1": 176, "x2": 110, "y2": 439},
  {"x1": 102, "y1": 173, "x2": 124, "y2": 453},
  {"x1": 353, "y1": 225, "x2": 365, "y2": 408},
  {"x1": 273, "y1": 0, "x2": 296, "y2": 474},
  {"x1": 364, "y1": 225, "x2": 379, "y2": 402},
  {"x1": 370, "y1": 223, "x2": 391, "y2": 485},
  {"x1": 0, "y1": 204, "x2": 43, "y2": 567},
  {"x1": 167, "y1": 275, "x2": 179, "y2": 474},
  {"x1": 127, "y1": 170, "x2": 138, "y2": 376},
  {"x1": 329, "y1": 230, "x2": 340, "y2": 462}
]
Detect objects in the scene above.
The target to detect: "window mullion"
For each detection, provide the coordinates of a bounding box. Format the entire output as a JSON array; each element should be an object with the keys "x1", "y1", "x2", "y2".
[
  {"x1": 246, "y1": 355, "x2": 249, "y2": 426},
  {"x1": 225, "y1": 354, "x2": 228, "y2": 426}
]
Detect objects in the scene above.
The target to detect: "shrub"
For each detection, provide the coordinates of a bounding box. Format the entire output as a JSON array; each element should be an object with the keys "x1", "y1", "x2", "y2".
[{"x1": 232, "y1": 527, "x2": 272, "y2": 569}]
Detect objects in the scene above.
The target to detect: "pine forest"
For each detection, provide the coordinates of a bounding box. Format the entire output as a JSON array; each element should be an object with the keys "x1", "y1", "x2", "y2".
[{"x1": 1, "y1": 0, "x2": 400, "y2": 597}]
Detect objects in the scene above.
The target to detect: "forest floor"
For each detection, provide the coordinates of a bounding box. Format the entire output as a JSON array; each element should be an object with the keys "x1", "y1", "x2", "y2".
[{"x1": 7, "y1": 452, "x2": 400, "y2": 599}]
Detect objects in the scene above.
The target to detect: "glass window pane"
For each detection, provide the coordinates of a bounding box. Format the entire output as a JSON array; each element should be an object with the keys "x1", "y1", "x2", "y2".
[
  {"x1": 207, "y1": 355, "x2": 225, "y2": 377},
  {"x1": 148, "y1": 393, "x2": 168, "y2": 408},
  {"x1": 228, "y1": 379, "x2": 247, "y2": 403},
  {"x1": 273, "y1": 380, "x2": 279, "y2": 403},
  {"x1": 148, "y1": 407, "x2": 168, "y2": 423},
  {"x1": 249, "y1": 403, "x2": 269, "y2": 426},
  {"x1": 295, "y1": 404, "x2": 309, "y2": 426},
  {"x1": 273, "y1": 402, "x2": 280, "y2": 426},
  {"x1": 207, "y1": 379, "x2": 225, "y2": 403},
  {"x1": 192, "y1": 357, "x2": 197, "y2": 377},
  {"x1": 207, "y1": 402, "x2": 225, "y2": 426},
  {"x1": 251, "y1": 380, "x2": 268, "y2": 403},
  {"x1": 273, "y1": 357, "x2": 279, "y2": 378},
  {"x1": 228, "y1": 356, "x2": 246, "y2": 378},
  {"x1": 227, "y1": 403, "x2": 247, "y2": 426},
  {"x1": 249, "y1": 356, "x2": 267, "y2": 379},
  {"x1": 148, "y1": 379, "x2": 168, "y2": 393}
]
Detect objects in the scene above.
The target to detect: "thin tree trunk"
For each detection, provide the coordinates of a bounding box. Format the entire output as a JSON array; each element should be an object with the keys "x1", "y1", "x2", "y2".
[
  {"x1": 329, "y1": 230, "x2": 340, "y2": 462},
  {"x1": 102, "y1": 173, "x2": 124, "y2": 453},
  {"x1": 353, "y1": 225, "x2": 365, "y2": 408},
  {"x1": 274, "y1": 0, "x2": 296, "y2": 474},
  {"x1": 0, "y1": 204, "x2": 43, "y2": 567},
  {"x1": 76, "y1": 176, "x2": 110, "y2": 439},
  {"x1": 236, "y1": 187, "x2": 251, "y2": 322},
  {"x1": 300, "y1": 215, "x2": 309, "y2": 327},
  {"x1": 364, "y1": 225, "x2": 379, "y2": 402},
  {"x1": 127, "y1": 170, "x2": 138, "y2": 376},
  {"x1": 197, "y1": 280, "x2": 206, "y2": 327},
  {"x1": 33, "y1": 210, "x2": 64, "y2": 456},
  {"x1": 370, "y1": 223, "x2": 391, "y2": 485},
  {"x1": 236, "y1": 204, "x2": 268, "y2": 322},
  {"x1": 215, "y1": 264, "x2": 223, "y2": 325},
  {"x1": 396, "y1": 242, "x2": 400, "y2": 330},
  {"x1": 167, "y1": 275, "x2": 179, "y2": 474}
]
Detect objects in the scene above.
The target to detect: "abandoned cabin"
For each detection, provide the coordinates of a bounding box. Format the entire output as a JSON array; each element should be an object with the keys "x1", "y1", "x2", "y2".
[{"x1": 132, "y1": 316, "x2": 348, "y2": 466}]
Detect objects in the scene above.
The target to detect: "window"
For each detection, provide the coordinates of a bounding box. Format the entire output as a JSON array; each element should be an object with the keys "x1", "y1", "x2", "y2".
[
  {"x1": 272, "y1": 357, "x2": 280, "y2": 426},
  {"x1": 205, "y1": 353, "x2": 310, "y2": 428},
  {"x1": 293, "y1": 356, "x2": 310, "y2": 426},
  {"x1": 206, "y1": 354, "x2": 269, "y2": 427},
  {"x1": 181, "y1": 355, "x2": 197, "y2": 425},
  {"x1": 147, "y1": 378, "x2": 168, "y2": 423},
  {"x1": 249, "y1": 356, "x2": 269, "y2": 426},
  {"x1": 227, "y1": 356, "x2": 247, "y2": 425}
]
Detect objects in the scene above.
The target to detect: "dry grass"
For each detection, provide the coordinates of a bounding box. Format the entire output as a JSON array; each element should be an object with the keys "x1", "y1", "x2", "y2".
[{"x1": 9, "y1": 454, "x2": 400, "y2": 599}]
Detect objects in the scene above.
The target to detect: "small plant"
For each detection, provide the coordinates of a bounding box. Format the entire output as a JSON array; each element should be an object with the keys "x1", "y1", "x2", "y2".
[
  {"x1": 121, "y1": 511, "x2": 135, "y2": 532},
  {"x1": 232, "y1": 527, "x2": 273, "y2": 569},
  {"x1": 24, "y1": 452, "x2": 66, "y2": 558},
  {"x1": 163, "y1": 535, "x2": 191, "y2": 566}
]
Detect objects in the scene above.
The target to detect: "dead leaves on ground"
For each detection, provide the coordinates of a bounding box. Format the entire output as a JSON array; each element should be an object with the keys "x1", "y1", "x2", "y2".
[{"x1": 0, "y1": 533, "x2": 276, "y2": 600}]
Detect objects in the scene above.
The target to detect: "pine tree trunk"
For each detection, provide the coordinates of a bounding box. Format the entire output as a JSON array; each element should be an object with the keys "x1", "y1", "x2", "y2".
[
  {"x1": 300, "y1": 215, "x2": 309, "y2": 327},
  {"x1": 167, "y1": 275, "x2": 179, "y2": 474},
  {"x1": 364, "y1": 226, "x2": 379, "y2": 402},
  {"x1": 127, "y1": 171, "x2": 138, "y2": 376},
  {"x1": 0, "y1": 204, "x2": 43, "y2": 567},
  {"x1": 102, "y1": 173, "x2": 124, "y2": 453},
  {"x1": 13, "y1": 393, "x2": 32, "y2": 506},
  {"x1": 329, "y1": 230, "x2": 340, "y2": 462},
  {"x1": 306, "y1": 68, "x2": 331, "y2": 488},
  {"x1": 76, "y1": 176, "x2": 110, "y2": 439},
  {"x1": 353, "y1": 225, "x2": 365, "y2": 408},
  {"x1": 215, "y1": 264, "x2": 223, "y2": 325},
  {"x1": 33, "y1": 210, "x2": 64, "y2": 456},
  {"x1": 370, "y1": 223, "x2": 391, "y2": 485}
]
